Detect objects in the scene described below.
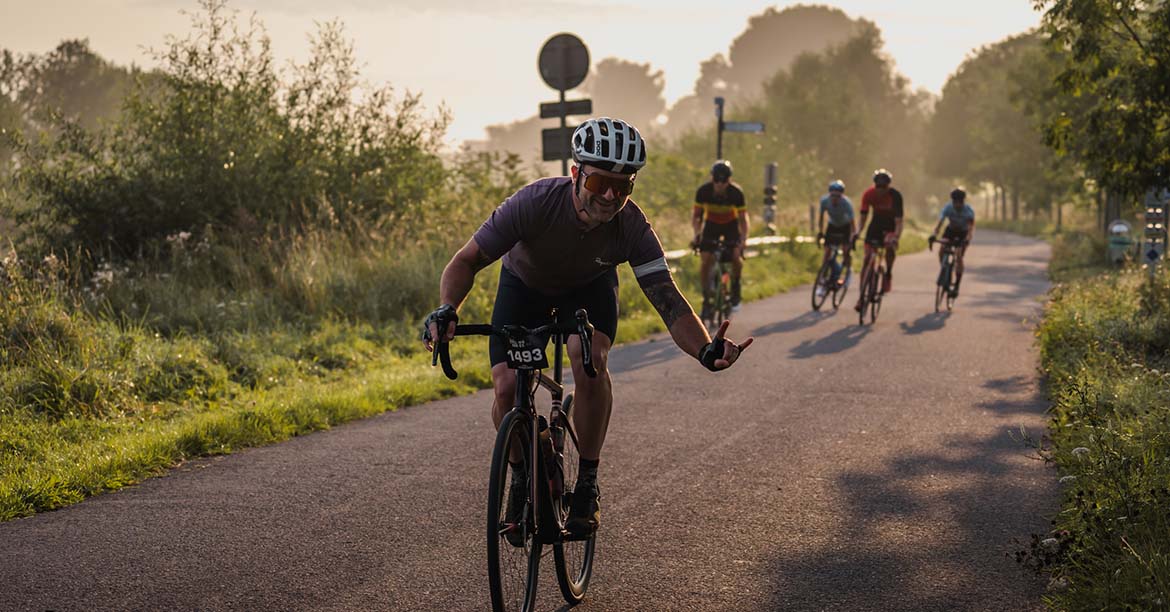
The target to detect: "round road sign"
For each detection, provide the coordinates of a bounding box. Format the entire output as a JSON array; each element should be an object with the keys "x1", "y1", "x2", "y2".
[{"x1": 538, "y1": 33, "x2": 589, "y2": 91}]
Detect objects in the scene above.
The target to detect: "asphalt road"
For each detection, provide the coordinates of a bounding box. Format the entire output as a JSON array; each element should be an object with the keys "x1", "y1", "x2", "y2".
[{"x1": 0, "y1": 230, "x2": 1055, "y2": 611}]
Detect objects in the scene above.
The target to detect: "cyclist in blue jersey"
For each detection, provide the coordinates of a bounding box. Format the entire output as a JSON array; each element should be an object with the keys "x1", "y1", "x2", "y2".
[
  {"x1": 815, "y1": 180, "x2": 857, "y2": 300},
  {"x1": 422, "y1": 118, "x2": 753, "y2": 539},
  {"x1": 929, "y1": 187, "x2": 976, "y2": 297}
]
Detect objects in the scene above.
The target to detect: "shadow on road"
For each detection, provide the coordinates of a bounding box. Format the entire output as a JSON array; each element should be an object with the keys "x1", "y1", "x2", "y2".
[
  {"x1": 751, "y1": 310, "x2": 835, "y2": 339},
  {"x1": 899, "y1": 312, "x2": 950, "y2": 335},
  {"x1": 789, "y1": 324, "x2": 871, "y2": 359},
  {"x1": 606, "y1": 338, "x2": 682, "y2": 375},
  {"x1": 763, "y1": 428, "x2": 1054, "y2": 611}
]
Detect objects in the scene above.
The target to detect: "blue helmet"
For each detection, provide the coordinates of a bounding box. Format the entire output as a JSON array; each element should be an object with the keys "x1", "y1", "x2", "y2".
[{"x1": 828, "y1": 180, "x2": 846, "y2": 193}]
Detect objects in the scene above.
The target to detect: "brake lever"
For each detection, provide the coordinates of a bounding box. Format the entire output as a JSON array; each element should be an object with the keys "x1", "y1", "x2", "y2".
[
  {"x1": 437, "y1": 340, "x2": 457, "y2": 380},
  {"x1": 575, "y1": 309, "x2": 597, "y2": 379}
]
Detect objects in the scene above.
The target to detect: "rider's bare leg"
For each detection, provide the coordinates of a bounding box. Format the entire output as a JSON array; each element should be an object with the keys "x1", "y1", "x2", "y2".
[
  {"x1": 567, "y1": 332, "x2": 613, "y2": 461},
  {"x1": 491, "y1": 364, "x2": 521, "y2": 462}
]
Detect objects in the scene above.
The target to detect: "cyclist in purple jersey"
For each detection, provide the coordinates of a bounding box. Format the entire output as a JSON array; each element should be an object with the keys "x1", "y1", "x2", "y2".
[{"x1": 423, "y1": 118, "x2": 753, "y2": 538}]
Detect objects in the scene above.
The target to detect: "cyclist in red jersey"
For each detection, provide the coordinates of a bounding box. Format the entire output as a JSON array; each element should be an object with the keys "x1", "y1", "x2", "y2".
[{"x1": 854, "y1": 169, "x2": 903, "y2": 311}]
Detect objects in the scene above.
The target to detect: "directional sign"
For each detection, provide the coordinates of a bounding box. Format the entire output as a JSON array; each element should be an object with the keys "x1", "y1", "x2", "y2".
[
  {"x1": 541, "y1": 126, "x2": 574, "y2": 162},
  {"x1": 723, "y1": 121, "x2": 765, "y2": 133},
  {"x1": 540, "y1": 99, "x2": 592, "y2": 119}
]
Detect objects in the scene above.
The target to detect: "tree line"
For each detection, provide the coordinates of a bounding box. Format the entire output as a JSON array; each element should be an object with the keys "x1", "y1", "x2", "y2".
[{"x1": 1, "y1": 1, "x2": 1165, "y2": 267}]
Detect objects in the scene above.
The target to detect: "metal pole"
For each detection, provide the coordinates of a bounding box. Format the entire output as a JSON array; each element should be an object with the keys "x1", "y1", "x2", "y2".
[{"x1": 559, "y1": 87, "x2": 568, "y2": 176}]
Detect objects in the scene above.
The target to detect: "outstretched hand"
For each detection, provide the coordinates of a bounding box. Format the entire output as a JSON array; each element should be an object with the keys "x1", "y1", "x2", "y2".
[{"x1": 709, "y1": 320, "x2": 753, "y2": 369}]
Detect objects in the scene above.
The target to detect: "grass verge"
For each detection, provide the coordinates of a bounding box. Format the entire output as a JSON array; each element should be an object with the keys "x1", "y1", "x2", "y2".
[
  {"x1": 1022, "y1": 233, "x2": 1170, "y2": 608},
  {"x1": 4, "y1": 231, "x2": 936, "y2": 522}
]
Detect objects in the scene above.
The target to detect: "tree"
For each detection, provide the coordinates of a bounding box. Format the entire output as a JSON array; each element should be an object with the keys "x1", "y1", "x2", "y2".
[
  {"x1": 580, "y1": 58, "x2": 665, "y2": 130},
  {"x1": 927, "y1": 33, "x2": 1061, "y2": 219},
  {"x1": 1035, "y1": 0, "x2": 1170, "y2": 194}
]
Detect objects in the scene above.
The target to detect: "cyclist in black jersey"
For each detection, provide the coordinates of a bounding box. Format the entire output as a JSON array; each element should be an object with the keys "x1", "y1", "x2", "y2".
[{"x1": 422, "y1": 118, "x2": 753, "y2": 538}]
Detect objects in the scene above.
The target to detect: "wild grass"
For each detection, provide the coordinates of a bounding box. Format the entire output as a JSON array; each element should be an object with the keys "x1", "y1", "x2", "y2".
[{"x1": 1028, "y1": 259, "x2": 1170, "y2": 609}]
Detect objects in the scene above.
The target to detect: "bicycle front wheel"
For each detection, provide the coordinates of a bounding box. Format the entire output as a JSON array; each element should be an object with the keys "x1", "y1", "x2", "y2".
[
  {"x1": 857, "y1": 267, "x2": 872, "y2": 326},
  {"x1": 945, "y1": 263, "x2": 957, "y2": 311},
  {"x1": 934, "y1": 265, "x2": 946, "y2": 313},
  {"x1": 832, "y1": 267, "x2": 851, "y2": 309},
  {"x1": 811, "y1": 259, "x2": 831, "y2": 311},
  {"x1": 487, "y1": 410, "x2": 541, "y2": 612},
  {"x1": 553, "y1": 393, "x2": 596, "y2": 604},
  {"x1": 867, "y1": 267, "x2": 882, "y2": 324}
]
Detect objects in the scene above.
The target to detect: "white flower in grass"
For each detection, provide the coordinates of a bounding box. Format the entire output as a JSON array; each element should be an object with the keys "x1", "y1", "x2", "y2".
[
  {"x1": 1040, "y1": 537, "x2": 1059, "y2": 549},
  {"x1": 1071, "y1": 447, "x2": 1090, "y2": 458},
  {"x1": 1059, "y1": 475, "x2": 1077, "y2": 484}
]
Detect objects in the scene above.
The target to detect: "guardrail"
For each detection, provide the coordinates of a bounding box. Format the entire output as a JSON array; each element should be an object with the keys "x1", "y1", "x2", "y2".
[{"x1": 662, "y1": 235, "x2": 816, "y2": 261}]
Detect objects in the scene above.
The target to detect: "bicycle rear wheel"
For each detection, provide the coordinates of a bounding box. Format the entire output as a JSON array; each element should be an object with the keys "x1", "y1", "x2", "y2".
[
  {"x1": 487, "y1": 410, "x2": 541, "y2": 612},
  {"x1": 811, "y1": 259, "x2": 831, "y2": 311},
  {"x1": 553, "y1": 393, "x2": 596, "y2": 604}
]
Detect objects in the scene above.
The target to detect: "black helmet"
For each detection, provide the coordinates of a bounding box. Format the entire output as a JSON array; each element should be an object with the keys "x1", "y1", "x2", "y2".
[
  {"x1": 873, "y1": 169, "x2": 892, "y2": 186},
  {"x1": 950, "y1": 187, "x2": 967, "y2": 201},
  {"x1": 712, "y1": 160, "x2": 733, "y2": 181}
]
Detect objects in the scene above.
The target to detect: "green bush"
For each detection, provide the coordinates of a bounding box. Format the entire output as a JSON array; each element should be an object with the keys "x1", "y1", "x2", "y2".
[{"x1": 3, "y1": 0, "x2": 448, "y2": 258}]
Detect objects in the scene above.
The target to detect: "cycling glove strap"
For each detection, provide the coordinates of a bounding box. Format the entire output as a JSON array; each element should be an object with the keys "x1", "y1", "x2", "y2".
[{"x1": 699, "y1": 339, "x2": 726, "y2": 372}]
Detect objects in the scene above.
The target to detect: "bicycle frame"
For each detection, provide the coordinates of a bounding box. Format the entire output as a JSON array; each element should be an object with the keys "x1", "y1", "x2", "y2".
[{"x1": 512, "y1": 333, "x2": 580, "y2": 543}]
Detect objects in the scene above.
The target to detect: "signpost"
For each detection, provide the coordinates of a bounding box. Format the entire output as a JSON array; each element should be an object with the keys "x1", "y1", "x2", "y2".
[
  {"x1": 1143, "y1": 188, "x2": 1169, "y2": 276},
  {"x1": 538, "y1": 33, "x2": 592, "y2": 175},
  {"x1": 713, "y1": 97, "x2": 764, "y2": 159},
  {"x1": 763, "y1": 163, "x2": 778, "y2": 235}
]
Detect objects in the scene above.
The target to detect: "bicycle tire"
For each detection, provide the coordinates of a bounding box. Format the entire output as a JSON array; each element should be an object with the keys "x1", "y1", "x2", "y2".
[
  {"x1": 832, "y1": 267, "x2": 851, "y2": 309},
  {"x1": 945, "y1": 262, "x2": 957, "y2": 311},
  {"x1": 811, "y1": 258, "x2": 831, "y2": 311},
  {"x1": 487, "y1": 410, "x2": 541, "y2": 612},
  {"x1": 553, "y1": 393, "x2": 596, "y2": 604},
  {"x1": 857, "y1": 266, "x2": 872, "y2": 326},
  {"x1": 868, "y1": 266, "x2": 882, "y2": 324},
  {"x1": 934, "y1": 261, "x2": 946, "y2": 313}
]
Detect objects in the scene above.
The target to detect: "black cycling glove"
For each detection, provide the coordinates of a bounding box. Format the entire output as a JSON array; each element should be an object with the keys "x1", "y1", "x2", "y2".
[
  {"x1": 698, "y1": 338, "x2": 727, "y2": 372},
  {"x1": 422, "y1": 304, "x2": 459, "y2": 342}
]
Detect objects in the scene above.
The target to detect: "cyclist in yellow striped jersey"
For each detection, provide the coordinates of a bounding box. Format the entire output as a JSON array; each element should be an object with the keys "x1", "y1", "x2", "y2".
[{"x1": 692, "y1": 160, "x2": 749, "y2": 319}]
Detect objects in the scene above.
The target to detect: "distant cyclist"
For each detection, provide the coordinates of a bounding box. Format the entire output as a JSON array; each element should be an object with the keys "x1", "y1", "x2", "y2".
[
  {"x1": 929, "y1": 187, "x2": 976, "y2": 297},
  {"x1": 422, "y1": 117, "x2": 752, "y2": 539},
  {"x1": 854, "y1": 169, "x2": 903, "y2": 311},
  {"x1": 816, "y1": 179, "x2": 857, "y2": 299},
  {"x1": 693, "y1": 160, "x2": 748, "y2": 318}
]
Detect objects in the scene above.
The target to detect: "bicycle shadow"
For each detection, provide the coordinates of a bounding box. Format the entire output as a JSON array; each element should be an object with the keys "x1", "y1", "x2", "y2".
[
  {"x1": 899, "y1": 312, "x2": 950, "y2": 335},
  {"x1": 762, "y1": 429, "x2": 1054, "y2": 610},
  {"x1": 751, "y1": 309, "x2": 835, "y2": 339},
  {"x1": 789, "y1": 323, "x2": 871, "y2": 359}
]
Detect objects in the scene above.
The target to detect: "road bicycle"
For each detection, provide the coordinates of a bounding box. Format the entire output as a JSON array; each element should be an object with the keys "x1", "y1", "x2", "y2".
[
  {"x1": 433, "y1": 308, "x2": 598, "y2": 612},
  {"x1": 811, "y1": 239, "x2": 853, "y2": 311},
  {"x1": 930, "y1": 237, "x2": 967, "y2": 312},
  {"x1": 856, "y1": 238, "x2": 890, "y2": 326},
  {"x1": 698, "y1": 237, "x2": 733, "y2": 329}
]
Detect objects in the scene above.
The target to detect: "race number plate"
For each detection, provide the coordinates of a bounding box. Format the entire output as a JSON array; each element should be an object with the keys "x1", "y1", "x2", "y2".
[{"x1": 504, "y1": 333, "x2": 550, "y2": 370}]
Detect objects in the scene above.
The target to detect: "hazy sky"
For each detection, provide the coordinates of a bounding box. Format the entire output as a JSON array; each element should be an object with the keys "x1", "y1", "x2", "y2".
[{"x1": 2, "y1": 1, "x2": 1043, "y2": 143}]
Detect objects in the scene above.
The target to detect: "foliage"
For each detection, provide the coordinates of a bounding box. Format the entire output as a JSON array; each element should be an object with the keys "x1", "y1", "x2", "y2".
[
  {"x1": 1034, "y1": 0, "x2": 1170, "y2": 195},
  {"x1": 2, "y1": 0, "x2": 448, "y2": 258}
]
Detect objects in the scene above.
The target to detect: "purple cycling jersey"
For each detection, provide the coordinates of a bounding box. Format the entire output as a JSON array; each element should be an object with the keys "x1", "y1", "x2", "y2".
[{"x1": 473, "y1": 177, "x2": 671, "y2": 294}]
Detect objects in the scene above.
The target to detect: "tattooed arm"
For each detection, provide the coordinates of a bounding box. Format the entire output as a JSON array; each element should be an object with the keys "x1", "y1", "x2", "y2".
[
  {"x1": 640, "y1": 278, "x2": 712, "y2": 359},
  {"x1": 440, "y1": 238, "x2": 496, "y2": 310}
]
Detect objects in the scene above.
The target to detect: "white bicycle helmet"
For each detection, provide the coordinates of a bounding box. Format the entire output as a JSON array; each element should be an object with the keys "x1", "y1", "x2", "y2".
[{"x1": 571, "y1": 117, "x2": 647, "y2": 174}]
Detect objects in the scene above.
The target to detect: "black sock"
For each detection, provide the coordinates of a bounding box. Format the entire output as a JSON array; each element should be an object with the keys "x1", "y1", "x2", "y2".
[{"x1": 578, "y1": 457, "x2": 599, "y2": 484}]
